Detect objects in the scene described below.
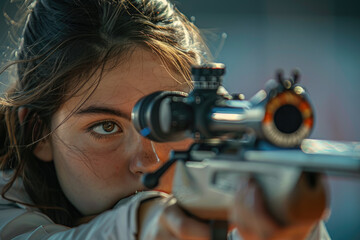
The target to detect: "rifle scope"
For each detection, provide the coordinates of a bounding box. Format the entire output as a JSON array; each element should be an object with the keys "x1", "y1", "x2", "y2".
[{"x1": 132, "y1": 63, "x2": 314, "y2": 148}]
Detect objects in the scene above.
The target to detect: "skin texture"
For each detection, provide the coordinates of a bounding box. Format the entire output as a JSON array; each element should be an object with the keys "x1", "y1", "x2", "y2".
[
  {"x1": 34, "y1": 47, "x2": 192, "y2": 215},
  {"x1": 31, "y1": 46, "x2": 320, "y2": 239}
]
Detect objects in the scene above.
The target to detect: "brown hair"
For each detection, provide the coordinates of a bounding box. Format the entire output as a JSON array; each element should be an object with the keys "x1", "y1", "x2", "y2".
[{"x1": 0, "y1": 0, "x2": 209, "y2": 226}]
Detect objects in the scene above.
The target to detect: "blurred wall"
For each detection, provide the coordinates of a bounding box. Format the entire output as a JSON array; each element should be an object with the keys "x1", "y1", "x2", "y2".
[
  {"x1": 0, "y1": 0, "x2": 359, "y2": 239},
  {"x1": 177, "y1": 1, "x2": 360, "y2": 239}
]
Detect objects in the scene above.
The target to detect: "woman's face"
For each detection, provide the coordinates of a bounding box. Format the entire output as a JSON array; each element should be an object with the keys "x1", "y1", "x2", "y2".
[{"x1": 40, "y1": 47, "x2": 192, "y2": 215}]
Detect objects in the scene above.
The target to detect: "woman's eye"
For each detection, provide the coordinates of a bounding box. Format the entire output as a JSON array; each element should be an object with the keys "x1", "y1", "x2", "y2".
[{"x1": 91, "y1": 121, "x2": 122, "y2": 135}]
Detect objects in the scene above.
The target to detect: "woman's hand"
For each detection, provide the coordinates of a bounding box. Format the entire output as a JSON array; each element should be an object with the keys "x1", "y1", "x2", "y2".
[
  {"x1": 231, "y1": 179, "x2": 323, "y2": 240},
  {"x1": 138, "y1": 197, "x2": 210, "y2": 240}
]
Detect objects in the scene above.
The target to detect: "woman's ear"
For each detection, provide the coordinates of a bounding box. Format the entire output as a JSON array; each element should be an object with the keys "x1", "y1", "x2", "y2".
[
  {"x1": 33, "y1": 137, "x2": 53, "y2": 162},
  {"x1": 18, "y1": 107, "x2": 53, "y2": 162}
]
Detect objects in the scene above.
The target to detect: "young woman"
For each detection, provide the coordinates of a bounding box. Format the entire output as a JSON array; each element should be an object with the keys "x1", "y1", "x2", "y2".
[{"x1": 0, "y1": 0, "x2": 329, "y2": 239}]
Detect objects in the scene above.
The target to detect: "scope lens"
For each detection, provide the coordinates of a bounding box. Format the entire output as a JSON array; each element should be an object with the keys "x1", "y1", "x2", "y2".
[{"x1": 274, "y1": 104, "x2": 303, "y2": 134}]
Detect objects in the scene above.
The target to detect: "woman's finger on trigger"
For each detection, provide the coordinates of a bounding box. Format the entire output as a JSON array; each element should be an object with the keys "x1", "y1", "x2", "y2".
[{"x1": 162, "y1": 202, "x2": 210, "y2": 240}]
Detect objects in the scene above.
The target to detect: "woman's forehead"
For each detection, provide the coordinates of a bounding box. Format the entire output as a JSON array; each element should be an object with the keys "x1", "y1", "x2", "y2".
[
  {"x1": 62, "y1": 47, "x2": 187, "y2": 113},
  {"x1": 94, "y1": 48, "x2": 184, "y2": 98}
]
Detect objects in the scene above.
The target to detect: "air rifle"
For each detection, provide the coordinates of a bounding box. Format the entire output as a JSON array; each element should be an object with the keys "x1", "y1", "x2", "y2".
[{"x1": 132, "y1": 63, "x2": 360, "y2": 239}]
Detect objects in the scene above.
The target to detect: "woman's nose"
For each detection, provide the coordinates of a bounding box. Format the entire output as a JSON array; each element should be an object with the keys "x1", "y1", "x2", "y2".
[{"x1": 129, "y1": 139, "x2": 161, "y2": 175}]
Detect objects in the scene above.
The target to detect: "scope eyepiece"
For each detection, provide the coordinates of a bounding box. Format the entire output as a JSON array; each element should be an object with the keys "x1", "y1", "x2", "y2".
[{"x1": 132, "y1": 91, "x2": 192, "y2": 142}]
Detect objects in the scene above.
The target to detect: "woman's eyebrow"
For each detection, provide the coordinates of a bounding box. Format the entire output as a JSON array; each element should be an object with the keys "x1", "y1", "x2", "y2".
[{"x1": 75, "y1": 106, "x2": 131, "y2": 121}]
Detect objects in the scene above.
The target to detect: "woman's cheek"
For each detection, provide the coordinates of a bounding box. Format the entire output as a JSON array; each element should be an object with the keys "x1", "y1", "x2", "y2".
[
  {"x1": 154, "y1": 139, "x2": 193, "y2": 160},
  {"x1": 81, "y1": 129, "x2": 139, "y2": 155},
  {"x1": 82, "y1": 138, "x2": 124, "y2": 155},
  {"x1": 168, "y1": 138, "x2": 194, "y2": 151}
]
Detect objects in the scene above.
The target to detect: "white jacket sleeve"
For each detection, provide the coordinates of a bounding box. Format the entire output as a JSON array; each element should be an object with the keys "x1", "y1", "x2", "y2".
[{"x1": 0, "y1": 191, "x2": 167, "y2": 240}]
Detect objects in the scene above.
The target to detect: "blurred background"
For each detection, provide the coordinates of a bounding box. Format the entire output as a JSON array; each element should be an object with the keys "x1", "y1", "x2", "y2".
[
  {"x1": 1, "y1": 0, "x2": 359, "y2": 239},
  {"x1": 179, "y1": 1, "x2": 360, "y2": 239}
]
